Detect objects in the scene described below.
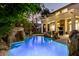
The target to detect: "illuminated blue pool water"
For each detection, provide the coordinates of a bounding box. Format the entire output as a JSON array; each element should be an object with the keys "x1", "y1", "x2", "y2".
[{"x1": 8, "y1": 36, "x2": 69, "y2": 56}]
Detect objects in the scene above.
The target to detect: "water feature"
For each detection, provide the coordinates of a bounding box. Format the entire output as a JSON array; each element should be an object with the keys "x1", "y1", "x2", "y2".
[{"x1": 8, "y1": 35, "x2": 69, "y2": 56}]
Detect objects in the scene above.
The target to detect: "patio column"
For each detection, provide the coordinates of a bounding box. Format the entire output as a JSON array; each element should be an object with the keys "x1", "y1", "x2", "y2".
[
  {"x1": 71, "y1": 12, "x2": 76, "y2": 30},
  {"x1": 65, "y1": 19, "x2": 68, "y2": 32},
  {"x1": 46, "y1": 24, "x2": 48, "y2": 32},
  {"x1": 41, "y1": 24, "x2": 43, "y2": 33}
]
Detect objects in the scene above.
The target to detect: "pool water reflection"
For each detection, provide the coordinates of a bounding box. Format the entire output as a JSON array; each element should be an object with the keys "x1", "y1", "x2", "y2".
[{"x1": 8, "y1": 36, "x2": 69, "y2": 56}]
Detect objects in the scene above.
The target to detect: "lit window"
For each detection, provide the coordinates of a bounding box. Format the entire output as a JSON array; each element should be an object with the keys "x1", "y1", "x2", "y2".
[
  {"x1": 69, "y1": 21, "x2": 72, "y2": 32},
  {"x1": 76, "y1": 16, "x2": 79, "y2": 18},
  {"x1": 51, "y1": 25, "x2": 55, "y2": 31},
  {"x1": 50, "y1": 25, "x2": 55, "y2": 31},
  {"x1": 69, "y1": 21, "x2": 71, "y2": 24},
  {"x1": 55, "y1": 11, "x2": 60, "y2": 16},
  {"x1": 69, "y1": 9, "x2": 74, "y2": 12},
  {"x1": 75, "y1": 20, "x2": 78, "y2": 23},
  {"x1": 49, "y1": 23, "x2": 55, "y2": 31},
  {"x1": 75, "y1": 20, "x2": 79, "y2": 30},
  {"x1": 62, "y1": 8, "x2": 68, "y2": 13}
]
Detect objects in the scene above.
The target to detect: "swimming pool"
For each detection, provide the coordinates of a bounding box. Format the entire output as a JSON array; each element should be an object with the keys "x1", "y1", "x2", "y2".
[{"x1": 8, "y1": 36, "x2": 69, "y2": 56}]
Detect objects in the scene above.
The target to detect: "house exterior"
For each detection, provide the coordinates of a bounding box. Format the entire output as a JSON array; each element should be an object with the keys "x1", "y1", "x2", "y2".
[{"x1": 42, "y1": 3, "x2": 79, "y2": 34}]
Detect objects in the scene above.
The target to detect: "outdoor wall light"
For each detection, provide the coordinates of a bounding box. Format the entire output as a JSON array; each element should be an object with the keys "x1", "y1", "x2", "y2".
[
  {"x1": 75, "y1": 20, "x2": 78, "y2": 23},
  {"x1": 69, "y1": 21, "x2": 71, "y2": 24}
]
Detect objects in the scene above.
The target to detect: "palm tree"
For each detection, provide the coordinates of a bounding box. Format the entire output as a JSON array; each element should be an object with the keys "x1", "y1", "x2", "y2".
[{"x1": 40, "y1": 4, "x2": 50, "y2": 18}]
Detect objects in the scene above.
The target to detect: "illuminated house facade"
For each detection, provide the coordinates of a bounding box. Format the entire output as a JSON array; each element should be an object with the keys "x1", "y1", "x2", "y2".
[{"x1": 41, "y1": 3, "x2": 79, "y2": 33}]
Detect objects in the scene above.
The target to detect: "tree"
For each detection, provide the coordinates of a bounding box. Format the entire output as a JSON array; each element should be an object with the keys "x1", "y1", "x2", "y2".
[
  {"x1": 0, "y1": 3, "x2": 41, "y2": 37},
  {"x1": 41, "y1": 4, "x2": 50, "y2": 18}
]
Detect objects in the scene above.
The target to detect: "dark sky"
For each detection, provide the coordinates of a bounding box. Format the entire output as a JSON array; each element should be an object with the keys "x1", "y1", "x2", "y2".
[{"x1": 44, "y1": 3, "x2": 70, "y2": 12}]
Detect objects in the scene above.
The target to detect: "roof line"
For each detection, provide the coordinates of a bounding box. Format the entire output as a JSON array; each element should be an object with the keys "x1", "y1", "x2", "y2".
[{"x1": 50, "y1": 3, "x2": 75, "y2": 14}]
